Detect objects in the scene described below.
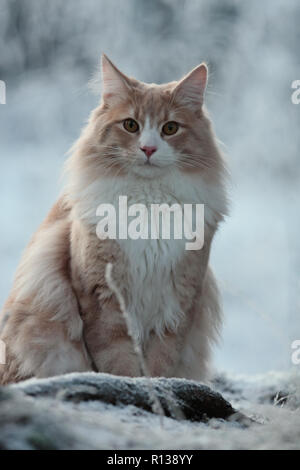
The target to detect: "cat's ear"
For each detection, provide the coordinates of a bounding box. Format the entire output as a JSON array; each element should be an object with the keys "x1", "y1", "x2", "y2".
[
  {"x1": 173, "y1": 63, "x2": 208, "y2": 108},
  {"x1": 101, "y1": 54, "x2": 131, "y2": 105}
]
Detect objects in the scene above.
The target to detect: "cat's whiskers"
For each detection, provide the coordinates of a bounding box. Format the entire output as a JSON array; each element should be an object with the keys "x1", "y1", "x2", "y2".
[{"x1": 96, "y1": 145, "x2": 214, "y2": 173}]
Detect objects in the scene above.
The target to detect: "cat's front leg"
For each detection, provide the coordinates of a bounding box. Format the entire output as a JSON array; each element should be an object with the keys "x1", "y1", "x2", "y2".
[
  {"x1": 146, "y1": 323, "x2": 189, "y2": 378},
  {"x1": 86, "y1": 302, "x2": 141, "y2": 377}
]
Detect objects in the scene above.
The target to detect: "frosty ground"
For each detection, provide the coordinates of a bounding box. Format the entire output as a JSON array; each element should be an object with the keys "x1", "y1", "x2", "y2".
[{"x1": 0, "y1": 369, "x2": 299, "y2": 450}]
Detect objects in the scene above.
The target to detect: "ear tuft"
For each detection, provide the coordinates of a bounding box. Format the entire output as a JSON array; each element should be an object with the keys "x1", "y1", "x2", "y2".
[
  {"x1": 173, "y1": 63, "x2": 208, "y2": 107},
  {"x1": 101, "y1": 54, "x2": 131, "y2": 104}
]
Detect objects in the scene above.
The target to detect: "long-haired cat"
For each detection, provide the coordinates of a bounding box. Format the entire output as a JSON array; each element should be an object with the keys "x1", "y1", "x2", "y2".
[{"x1": 0, "y1": 55, "x2": 228, "y2": 385}]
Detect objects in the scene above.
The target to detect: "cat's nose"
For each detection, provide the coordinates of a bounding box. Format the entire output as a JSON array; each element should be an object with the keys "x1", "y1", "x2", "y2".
[{"x1": 140, "y1": 146, "x2": 157, "y2": 159}]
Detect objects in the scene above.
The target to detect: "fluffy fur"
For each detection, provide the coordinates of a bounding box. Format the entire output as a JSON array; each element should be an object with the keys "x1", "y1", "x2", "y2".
[{"x1": 0, "y1": 55, "x2": 228, "y2": 385}]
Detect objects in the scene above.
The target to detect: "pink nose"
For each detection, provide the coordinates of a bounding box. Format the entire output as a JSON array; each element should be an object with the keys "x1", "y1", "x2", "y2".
[{"x1": 140, "y1": 146, "x2": 157, "y2": 159}]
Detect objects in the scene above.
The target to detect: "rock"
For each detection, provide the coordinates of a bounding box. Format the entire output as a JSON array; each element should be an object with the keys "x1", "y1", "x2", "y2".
[
  {"x1": 1, "y1": 371, "x2": 299, "y2": 450},
  {"x1": 0, "y1": 372, "x2": 249, "y2": 450},
  {"x1": 13, "y1": 373, "x2": 239, "y2": 422}
]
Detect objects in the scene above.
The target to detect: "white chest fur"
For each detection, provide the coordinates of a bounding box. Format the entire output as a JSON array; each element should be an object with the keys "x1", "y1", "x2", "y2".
[{"x1": 74, "y1": 170, "x2": 226, "y2": 343}]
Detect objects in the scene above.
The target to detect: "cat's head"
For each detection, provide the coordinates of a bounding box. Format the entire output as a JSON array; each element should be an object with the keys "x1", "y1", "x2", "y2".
[{"x1": 75, "y1": 55, "x2": 223, "y2": 180}]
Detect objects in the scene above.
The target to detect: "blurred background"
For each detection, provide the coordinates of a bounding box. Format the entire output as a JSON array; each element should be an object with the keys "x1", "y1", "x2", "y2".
[{"x1": 0, "y1": 0, "x2": 299, "y2": 375}]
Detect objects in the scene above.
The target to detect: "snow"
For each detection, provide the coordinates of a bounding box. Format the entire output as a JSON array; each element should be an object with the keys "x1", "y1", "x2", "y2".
[{"x1": 0, "y1": 370, "x2": 299, "y2": 450}]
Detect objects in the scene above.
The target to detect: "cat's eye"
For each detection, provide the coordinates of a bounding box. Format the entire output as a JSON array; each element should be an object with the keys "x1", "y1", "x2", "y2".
[
  {"x1": 162, "y1": 121, "x2": 179, "y2": 136},
  {"x1": 123, "y1": 119, "x2": 139, "y2": 133}
]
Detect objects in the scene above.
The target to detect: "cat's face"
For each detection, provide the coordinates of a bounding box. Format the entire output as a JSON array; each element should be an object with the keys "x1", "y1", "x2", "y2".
[{"x1": 89, "y1": 55, "x2": 220, "y2": 179}]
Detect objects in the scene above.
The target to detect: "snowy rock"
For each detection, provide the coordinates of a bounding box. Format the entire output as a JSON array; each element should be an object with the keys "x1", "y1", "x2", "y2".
[
  {"x1": 0, "y1": 371, "x2": 299, "y2": 450},
  {"x1": 12, "y1": 373, "x2": 239, "y2": 422}
]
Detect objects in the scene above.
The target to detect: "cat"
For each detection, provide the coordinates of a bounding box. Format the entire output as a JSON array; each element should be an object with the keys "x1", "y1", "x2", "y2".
[{"x1": 0, "y1": 55, "x2": 228, "y2": 385}]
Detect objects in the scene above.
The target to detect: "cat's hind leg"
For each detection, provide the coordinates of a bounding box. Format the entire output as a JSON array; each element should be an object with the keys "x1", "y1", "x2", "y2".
[
  {"x1": 0, "y1": 304, "x2": 91, "y2": 385},
  {"x1": 0, "y1": 201, "x2": 92, "y2": 385}
]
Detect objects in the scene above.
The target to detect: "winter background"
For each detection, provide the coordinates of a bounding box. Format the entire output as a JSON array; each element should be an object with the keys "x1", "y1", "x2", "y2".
[{"x1": 0, "y1": 0, "x2": 300, "y2": 379}]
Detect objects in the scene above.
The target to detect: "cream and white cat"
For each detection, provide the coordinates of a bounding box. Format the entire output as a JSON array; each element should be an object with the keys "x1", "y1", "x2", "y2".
[{"x1": 0, "y1": 55, "x2": 228, "y2": 385}]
